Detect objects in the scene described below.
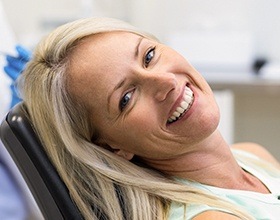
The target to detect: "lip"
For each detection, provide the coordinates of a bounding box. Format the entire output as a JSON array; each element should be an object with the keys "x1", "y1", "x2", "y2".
[{"x1": 166, "y1": 82, "x2": 195, "y2": 125}]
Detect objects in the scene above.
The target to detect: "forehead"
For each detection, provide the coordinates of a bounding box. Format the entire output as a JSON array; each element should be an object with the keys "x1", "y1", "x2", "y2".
[
  {"x1": 69, "y1": 31, "x2": 141, "y2": 79},
  {"x1": 75, "y1": 31, "x2": 140, "y2": 57},
  {"x1": 67, "y1": 32, "x2": 141, "y2": 108}
]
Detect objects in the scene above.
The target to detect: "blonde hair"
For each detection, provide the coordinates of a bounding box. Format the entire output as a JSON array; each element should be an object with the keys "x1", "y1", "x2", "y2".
[{"x1": 19, "y1": 17, "x2": 253, "y2": 220}]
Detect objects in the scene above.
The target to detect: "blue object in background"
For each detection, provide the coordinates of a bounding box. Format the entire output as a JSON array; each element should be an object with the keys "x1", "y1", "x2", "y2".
[{"x1": 4, "y1": 45, "x2": 31, "y2": 108}]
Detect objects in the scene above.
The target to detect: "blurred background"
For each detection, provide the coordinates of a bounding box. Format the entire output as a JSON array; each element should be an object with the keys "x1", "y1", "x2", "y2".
[{"x1": 2, "y1": 0, "x2": 280, "y2": 160}]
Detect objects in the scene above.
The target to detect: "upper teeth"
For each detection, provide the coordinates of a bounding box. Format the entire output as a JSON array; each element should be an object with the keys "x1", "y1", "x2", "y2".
[{"x1": 167, "y1": 86, "x2": 194, "y2": 124}]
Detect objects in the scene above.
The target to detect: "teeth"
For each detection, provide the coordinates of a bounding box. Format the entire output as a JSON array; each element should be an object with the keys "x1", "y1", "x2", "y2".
[
  {"x1": 176, "y1": 107, "x2": 185, "y2": 114},
  {"x1": 180, "y1": 101, "x2": 189, "y2": 109},
  {"x1": 167, "y1": 86, "x2": 194, "y2": 124},
  {"x1": 173, "y1": 111, "x2": 180, "y2": 117},
  {"x1": 170, "y1": 116, "x2": 176, "y2": 120},
  {"x1": 185, "y1": 89, "x2": 193, "y2": 97},
  {"x1": 184, "y1": 95, "x2": 192, "y2": 104}
]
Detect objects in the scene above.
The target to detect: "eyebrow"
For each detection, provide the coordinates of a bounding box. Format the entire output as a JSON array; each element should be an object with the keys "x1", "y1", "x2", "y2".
[
  {"x1": 107, "y1": 36, "x2": 144, "y2": 114},
  {"x1": 135, "y1": 36, "x2": 144, "y2": 58}
]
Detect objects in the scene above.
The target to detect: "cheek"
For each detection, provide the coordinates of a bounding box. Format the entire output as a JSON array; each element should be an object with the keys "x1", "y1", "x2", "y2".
[
  {"x1": 174, "y1": 95, "x2": 220, "y2": 145},
  {"x1": 116, "y1": 111, "x2": 159, "y2": 153},
  {"x1": 165, "y1": 47, "x2": 195, "y2": 71},
  {"x1": 192, "y1": 97, "x2": 220, "y2": 137},
  {"x1": 123, "y1": 111, "x2": 156, "y2": 140}
]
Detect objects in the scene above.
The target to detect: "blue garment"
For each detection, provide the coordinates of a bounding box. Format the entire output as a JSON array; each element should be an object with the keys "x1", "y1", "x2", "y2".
[{"x1": 169, "y1": 149, "x2": 280, "y2": 220}]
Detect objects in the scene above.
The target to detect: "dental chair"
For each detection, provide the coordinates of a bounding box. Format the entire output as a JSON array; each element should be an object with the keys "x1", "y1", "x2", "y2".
[{"x1": 0, "y1": 102, "x2": 83, "y2": 220}]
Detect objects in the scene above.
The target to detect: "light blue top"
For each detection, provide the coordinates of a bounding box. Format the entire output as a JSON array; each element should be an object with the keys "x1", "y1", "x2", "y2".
[{"x1": 169, "y1": 149, "x2": 280, "y2": 220}]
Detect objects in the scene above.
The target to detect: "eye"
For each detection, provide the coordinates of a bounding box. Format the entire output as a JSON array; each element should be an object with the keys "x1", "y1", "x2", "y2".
[
  {"x1": 119, "y1": 91, "x2": 133, "y2": 111},
  {"x1": 144, "y1": 47, "x2": 155, "y2": 67}
]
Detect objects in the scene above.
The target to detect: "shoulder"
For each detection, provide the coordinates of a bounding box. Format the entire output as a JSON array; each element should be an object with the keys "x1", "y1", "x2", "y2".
[
  {"x1": 231, "y1": 142, "x2": 280, "y2": 168},
  {"x1": 192, "y1": 210, "x2": 241, "y2": 220}
]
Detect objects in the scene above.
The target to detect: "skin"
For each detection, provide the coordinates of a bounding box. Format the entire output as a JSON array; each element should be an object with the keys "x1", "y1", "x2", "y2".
[
  {"x1": 68, "y1": 31, "x2": 280, "y2": 219},
  {"x1": 69, "y1": 31, "x2": 220, "y2": 160}
]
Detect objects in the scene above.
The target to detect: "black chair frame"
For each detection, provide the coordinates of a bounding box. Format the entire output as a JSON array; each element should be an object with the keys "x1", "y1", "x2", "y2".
[{"x1": 0, "y1": 103, "x2": 83, "y2": 220}]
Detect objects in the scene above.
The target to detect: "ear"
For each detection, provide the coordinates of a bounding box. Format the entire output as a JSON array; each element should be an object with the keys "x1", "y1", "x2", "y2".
[{"x1": 113, "y1": 149, "x2": 134, "y2": 161}]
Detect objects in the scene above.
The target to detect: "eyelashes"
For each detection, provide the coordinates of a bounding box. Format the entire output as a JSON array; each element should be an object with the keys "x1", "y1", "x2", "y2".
[
  {"x1": 144, "y1": 46, "x2": 155, "y2": 67},
  {"x1": 119, "y1": 90, "x2": 133, "y2": 111}
]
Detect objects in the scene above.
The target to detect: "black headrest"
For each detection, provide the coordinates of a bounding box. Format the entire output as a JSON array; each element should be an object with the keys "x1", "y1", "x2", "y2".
[{"x1": 0, "y1": 102, "x2": 83, "y2": 220}]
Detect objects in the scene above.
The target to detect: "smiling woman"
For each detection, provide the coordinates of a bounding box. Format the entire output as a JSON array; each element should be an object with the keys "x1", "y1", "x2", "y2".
[
  {"x1": 18, "y1": 17, "x2": 280, "y2": 220},
  {"x1": 66, "y1": 30, "x2": 220, "y2": 161}
]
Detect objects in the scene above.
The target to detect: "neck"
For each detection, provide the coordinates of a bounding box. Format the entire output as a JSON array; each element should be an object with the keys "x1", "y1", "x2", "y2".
[{"x1": 145, "y1": 130, "x2": 260, "y2": 190}]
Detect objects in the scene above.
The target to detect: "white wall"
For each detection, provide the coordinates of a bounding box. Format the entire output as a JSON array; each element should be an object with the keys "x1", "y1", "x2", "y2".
[
  {"x1": 2, "y1": 0, "x2": 280, "y2": 62},
  {"x1": 1, "y1": 0, "x2": 129, "y2": 47}
]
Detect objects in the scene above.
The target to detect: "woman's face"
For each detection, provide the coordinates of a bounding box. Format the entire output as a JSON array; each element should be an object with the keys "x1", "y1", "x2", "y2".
[{"x1": 69, "y1": 31, "x2": 220, "y2": 162}]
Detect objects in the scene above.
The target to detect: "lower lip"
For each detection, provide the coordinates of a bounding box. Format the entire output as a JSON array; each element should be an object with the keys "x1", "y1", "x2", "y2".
[{"x1": 167, "y1": 85, "x2": 197, "y2": 126}]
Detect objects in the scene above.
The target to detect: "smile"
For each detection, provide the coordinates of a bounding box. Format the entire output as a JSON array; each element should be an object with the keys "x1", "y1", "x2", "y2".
[{"x1": 167, "y1": 85, "x2": 194, "y2": 124}]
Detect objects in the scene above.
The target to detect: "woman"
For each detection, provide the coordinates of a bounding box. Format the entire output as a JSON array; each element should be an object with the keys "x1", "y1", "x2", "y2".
[{"x1": 18, "y1": 17, "x2": 280, "y2": 220}]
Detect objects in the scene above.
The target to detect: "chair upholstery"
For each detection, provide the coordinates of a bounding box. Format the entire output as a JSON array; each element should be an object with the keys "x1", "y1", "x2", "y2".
[{"x1": 0, "y1": 102, "x2": 83, "y2": 220}]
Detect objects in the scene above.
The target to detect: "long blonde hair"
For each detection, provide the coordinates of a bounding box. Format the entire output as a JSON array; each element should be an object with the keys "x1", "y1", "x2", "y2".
[{"x1": 19, "y1": 17, "x2": 253, "y2": 220}]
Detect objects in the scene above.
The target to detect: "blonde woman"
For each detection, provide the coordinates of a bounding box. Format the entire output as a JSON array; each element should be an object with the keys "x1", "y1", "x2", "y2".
[{"x1": 18, "y1": 17, "x2": 280, "y2": 220}]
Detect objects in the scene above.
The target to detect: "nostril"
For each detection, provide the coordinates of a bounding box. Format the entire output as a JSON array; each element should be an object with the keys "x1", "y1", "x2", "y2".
[
  {"x1": 146, "y1": 72, "x2": 177, "y2": 102},
  {"x1": 154, "y1": 86, "x2": 175, "y2": 102}
]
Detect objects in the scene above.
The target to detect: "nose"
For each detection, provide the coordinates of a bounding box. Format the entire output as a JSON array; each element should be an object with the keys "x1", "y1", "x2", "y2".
[{"x1": 142, "y1": 72, "x2": 177, "y2": 102}]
